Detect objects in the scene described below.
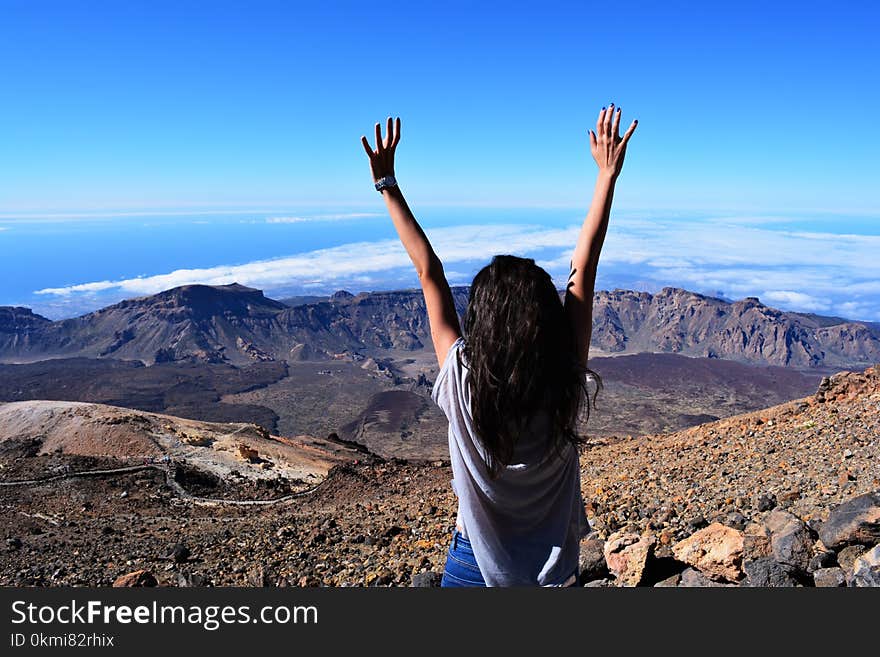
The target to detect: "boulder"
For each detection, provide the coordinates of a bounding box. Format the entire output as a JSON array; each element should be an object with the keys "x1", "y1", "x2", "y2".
[
  {"x1": 112, "y1": 569, "x2": 158, "y2": 587},
  {"x1": 603, "y1": 532, "x2": 655, "y2": 587},
  {"x1": 813, "y1": 567, "x2": 846, "y2": 588},
  {"x1": 817, "y1": 491, "x2": 880, "y2": 549},
  {"x1": 579, "y1": 538, "x2": 608, "y2": 584},
  {"x1": 743, "y1": 558, "x2": 799, "y2": 587},
  {"x1": 850, "y1": 545, "x2": 880, "y2": 587},
  {"x1": 671, "y1": 523, "x2": 744, "y2": 582},
  {"x1": 764, "y1": 509, "x2": 813, "y2": 573}
]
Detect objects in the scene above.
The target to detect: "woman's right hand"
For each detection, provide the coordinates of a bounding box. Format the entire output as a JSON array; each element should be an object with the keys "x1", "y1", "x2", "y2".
[{"x1": 589, "y1": 103, "x2": 637, "y2": 178}]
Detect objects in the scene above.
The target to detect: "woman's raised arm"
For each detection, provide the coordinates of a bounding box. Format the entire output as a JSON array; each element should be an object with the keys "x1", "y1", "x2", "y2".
[
  {"x1": 361, "y1": 117, "x2": 462, "y2": 368},
  {"x1": 564, "y1": 104, "x2": 637, "y2": 368}
]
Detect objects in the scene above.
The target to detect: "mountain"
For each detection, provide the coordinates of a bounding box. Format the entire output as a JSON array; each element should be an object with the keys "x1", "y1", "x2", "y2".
[
  {"x1": 0, "y1": 283, "x2": 878, "y2": 370},
  {"x1": 0, "y1": 283, "x2": 470, "y2": 365},
  {"x1": 589, "y1": 287, "x2": 880, "y2": 369},
  {"x1": 0, "y1": 307, "x2": 53, "y2": 353}
]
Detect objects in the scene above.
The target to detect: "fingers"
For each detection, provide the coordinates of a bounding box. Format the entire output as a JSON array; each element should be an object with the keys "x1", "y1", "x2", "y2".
[
  {"x1": 621, "y1": 119, "x2": 638, "y2": 146},
  {"x1": 360, "y1": 135, "x2": 374, "y2": 158},
  {"x1": 596, "y1": 107, "x2": 606, "y2": 136},
  {"x1": 589, "y1": 129, "x2": 597, "y2": 150},
  {"x1": 611, "y1": 106, "x2": 622, "y2": 139},
  {"x1": 604, "y1": 103, "x2": 614, "y2": 134},
  {"x1": 392, "y1": 117, "x2": 401, "y2": 149},
  {"x1": 385, "y1": 116, "x2": 393, "y2": 148},
  {"x1": 375, "y1": 122, "x2": 383, "y2": 151}
]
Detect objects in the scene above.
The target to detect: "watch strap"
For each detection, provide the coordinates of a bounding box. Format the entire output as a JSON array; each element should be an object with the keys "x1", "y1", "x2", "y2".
[{"x1": 375, "y1": 175, "x2": 398, "y2": 192}]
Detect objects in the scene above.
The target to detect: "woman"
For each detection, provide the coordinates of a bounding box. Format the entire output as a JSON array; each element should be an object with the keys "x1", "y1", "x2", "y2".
[{"x1": 360, "y1": 105, "x2": 637, "y2": 586}]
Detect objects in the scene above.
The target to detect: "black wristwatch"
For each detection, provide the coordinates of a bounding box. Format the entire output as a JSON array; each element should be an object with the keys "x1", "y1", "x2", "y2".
[{"x1": 375, "y1": 175, "x2": 398, "y2": 192}]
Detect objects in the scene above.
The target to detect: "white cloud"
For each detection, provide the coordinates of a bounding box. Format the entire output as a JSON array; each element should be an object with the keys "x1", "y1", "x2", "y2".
[
  {"x1": 266, "y1": 212, "x2": 382, "y2": 224},
  {"x1": 28, "y1": 213, "x2": 880, "y2": 323},
  {"x1": 761, "y1": 290, "x2": 831, "y2": 312},
  {"x1": 34, "y1": 224, "x2": 578, "y2": 298},
  {"x1": 701, "y1": 215, "x2": 799, "y2": 226}
]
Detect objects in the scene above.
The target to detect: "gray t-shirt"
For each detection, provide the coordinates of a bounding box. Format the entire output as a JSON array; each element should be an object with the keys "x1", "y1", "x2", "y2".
[{"x1": 431, "y1": 336, "x2": 588, "y2": 586}]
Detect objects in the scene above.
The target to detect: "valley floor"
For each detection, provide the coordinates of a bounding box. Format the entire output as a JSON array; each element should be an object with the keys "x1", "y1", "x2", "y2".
[{"x1": 1, "y1": 366, "x2": 878, "y2": 587}]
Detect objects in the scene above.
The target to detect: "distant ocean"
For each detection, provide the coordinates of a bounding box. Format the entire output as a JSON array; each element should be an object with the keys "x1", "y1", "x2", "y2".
[{"x1": 1, "y1": 208, "x2": 878, "y2": 322}]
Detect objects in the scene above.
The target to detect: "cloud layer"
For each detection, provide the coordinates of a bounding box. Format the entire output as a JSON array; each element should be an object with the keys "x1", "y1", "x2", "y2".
[
  {"x1": 31, "y1": 215, "x2": 880, "y2": 322},
  {"x1": 265, "y1": 213, "x2": 382, "y2": 224}
]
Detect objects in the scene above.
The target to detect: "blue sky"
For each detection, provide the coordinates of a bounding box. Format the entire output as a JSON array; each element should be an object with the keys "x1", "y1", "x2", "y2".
[
  {"x1": 2, "y1": 0, "x2": 878, "y2": 211},
  {"x1": 1, "y1": 1, "x2": 878, "y2": 322}
]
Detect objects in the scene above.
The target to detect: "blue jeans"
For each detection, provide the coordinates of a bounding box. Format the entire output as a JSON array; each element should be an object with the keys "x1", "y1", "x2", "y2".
[{"x1": 441, "y1": 530, "x2": 486, "y2": 587}]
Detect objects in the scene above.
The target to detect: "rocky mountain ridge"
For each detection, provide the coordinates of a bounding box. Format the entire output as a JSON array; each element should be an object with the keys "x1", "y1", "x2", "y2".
[{"x1": 1, "y1": 283, "x2": 878, "y2": 369}]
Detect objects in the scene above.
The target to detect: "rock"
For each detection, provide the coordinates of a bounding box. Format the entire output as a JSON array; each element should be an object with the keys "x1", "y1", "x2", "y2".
[
  {"x1": 653, "y1": 573, "x2": 681, "y2": 587},
  {"x1": 836, "y1": 545, "x2": 868, "y2": 573},
  {"x1": 113, "y1": 569, "x2": 158, "y2": 587},
  {"x1": 169, "y1": 543, "x2": 190, "y2": 563},
  {"x1": 237, "y1": 444, "x2": 260, "y2": 462},
  {"x1": 764, "y1": 509, "x2": 813, "y2": 573},
  {"x1": 757, "y1": 494, "x2": 777, "y2": 512},
  {"x1": 850, "y1": 545, "x2": 880, "y2": 587},
  {"x1": 685, "y1": 515, "x2": 708, "y2": 533},
  {"x1": 367, "y1": 567, "x2": 395, "y2": 586},
  {"x1": 583, "y1": 578, "x2": 613, "y2": 587},
  {"x1": 603, "y1": 532, "x2": 655, "y2": 587},
  {"x1": 578, "y1": 538, "x2": 608, "y2": 584},
  {"x1": 743, "y1": 522, "x2": 772, "y2": 561},
  {"x1": 813, "y1": 567, "x2": 846, "y2": 587},
  {"x1": 679, "y1": 567, "x2": 736, "y2": 587},
  {"x1": 6, "y1": 537, "x2": 22, "y2": 551},
  {"x1": 411, "y1": 572, "x2": 441, "y2": 587},
  {"x1": 724, "y1": 511, "x2": 748, "y2": 531},
  {"x1": 383, "y1": 525, "x2": 405, "y2": 538},
  {"x1": 276, "y1": 525, "x2": 296, "y2": 539},
  {"x1": 743, "y1": 558, "x2": 799, "y2": 587},
  {"x1": 671, "y1": 523, "x2": 743, "y2": 582},
  {"x1": 808, "y1": 549, "x2": 836, "y2": 573},
  {"x1": 176, "y1": 571, "x2": 209, "y2": 587},
  {"x1": 817, "y1": 491, "x2": 880, "y2": 549}
]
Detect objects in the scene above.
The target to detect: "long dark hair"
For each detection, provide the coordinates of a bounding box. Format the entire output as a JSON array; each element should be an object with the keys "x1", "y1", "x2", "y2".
[{"x1": 461, "y1": 254, "x2": 602, "y2": 478}]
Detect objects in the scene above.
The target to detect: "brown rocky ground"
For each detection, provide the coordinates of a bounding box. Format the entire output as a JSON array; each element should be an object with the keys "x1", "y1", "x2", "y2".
[{"x1": 0, "y1": 365, "x2": 878, "y2": 586}]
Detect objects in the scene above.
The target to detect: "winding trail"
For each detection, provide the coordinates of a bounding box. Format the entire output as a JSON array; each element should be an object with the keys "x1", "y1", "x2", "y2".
[{"x1": 0, "y1": 463, "x2": 328, "y2": 506}]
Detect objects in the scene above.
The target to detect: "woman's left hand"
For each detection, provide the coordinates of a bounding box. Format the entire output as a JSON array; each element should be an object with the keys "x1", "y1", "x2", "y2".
[{"x1": 361, "y1": 116, "x2": 401, "y2": 183}]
